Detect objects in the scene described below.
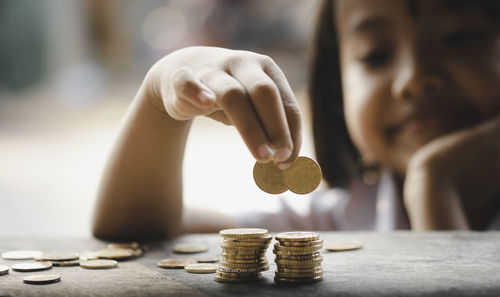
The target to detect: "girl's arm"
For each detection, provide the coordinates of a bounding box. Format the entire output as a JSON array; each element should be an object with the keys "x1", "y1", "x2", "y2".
[{"x1": 92, "y1": 47, "x2": 301, "y2": 240}]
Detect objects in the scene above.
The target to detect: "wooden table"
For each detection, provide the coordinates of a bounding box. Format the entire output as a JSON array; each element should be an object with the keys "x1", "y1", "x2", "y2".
[{"x1": 1, "y1": 231, "x2": 499, "y2": 297}]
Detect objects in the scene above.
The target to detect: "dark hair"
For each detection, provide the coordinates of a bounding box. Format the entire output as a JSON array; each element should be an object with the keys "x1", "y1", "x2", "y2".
[
  {"x1": 309, "y1": 0, "x2": 360, "y2": 188},
  {"x1": 309, "y1": 0, "x2": 499, "y2": 189}
]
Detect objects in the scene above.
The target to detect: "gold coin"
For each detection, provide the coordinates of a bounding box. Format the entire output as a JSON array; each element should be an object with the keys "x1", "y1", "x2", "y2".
[
  {"x1": 222, "y1": 240, "x2": 270, "y2": 247},
  {"x1": 220, "y1": 256, "x2": 267, "y2": 264},
  {"x1": 157, "y1": 258, "x2": 197, "y2": 269},
  {"x1": 215, "y1": 270, "x2": 260, "y2": 278},
  {"x1": 12, "y1": 262, "x2": 52, "y2": 272},
  {"x1": 2, "y1": 250, "x2": 42, "y2": 260},
  {"x1": 133, "y1": 248, "x2": 143, "y2": 257},
  {"x1": 218, "y1": 261, "x2": 267, "y2": 269},
  {"x1": 275, "y1": 270, "x2": 323, "y2": 279},
  {"x1": 23, "y1": 274, "x2": 61, "y2": 285},
  {"x1": 279, "y1": 239, "x2": 323, "y2": 247},
  {"x1": 220, "y1": 228, "x2": 268, "y2": 239},
  {"x1": 253, "y1": 161, "x2": 287, "y2": 194},
  {"x1": 324, "y1": 241, "x2": 363, "y2": 252},
  {"x1": 195, "y1": 256, "x2": 219, "y2": 263},
  {"x1": 273, "y1": 249, "x2": 321, "y2": 256},
  {"x1": 224, "y1": 234, "x2": 272, "y2": 242},
  {"x1": 184, "y1": 263, "x2": 218, "y2": 274},
  {"x1": 0, "y1": 265, "x2": 9, "y2": 275},
  {"x1": 80, "y1": 259, "x2": 117, "y2": 269},
  {"x1": 274, "y1": 243, "x2": 322, "y2": 253},
  {"x1": 220, "y1": 248, "x2": 267, "y2": 256},
  {"x1": 275, "y1": 252, "x2": 322, "y2": 261},
  {"x1": 274, "y1": 275, "x2": 322, "y2": 283},
  {"x1": 221, "y1": 253, "x2": 266, "y2": 260},
  {"x1": 277, "y1": 266, "x2": 323, "y2": 274},
  {"x1": 220, "y1": 244, "x2": 268, "y2": 252},
  {"x1": 214, "y1": 274, "x2": 263, "y2": 283},
  {"x1": 95, "y1": 248, "x2": 134, "y2": 260},
  {"x1": 107, "y1": 242, "x2": 139, "y2": 250},
  {"x1": 282, "y1": 157, "x2": 321, "y2": 194},
  {"x1": 79, "y1": 251, "x2": 99, "y2": 261},
  {"x1": 216, "y1": 265, "x2": 268, "y2": 274},
  {"x1": 274, "y1": 258, "x2": 322, "y2": 267},
  {"x1": 35, "y1": 252, "x2": 79, "y2": 262},
  {"x1": 173, "y1": 243, "x2": 208, "y2": 254},
  {"x1": 50, "y1": 260, "x2": 81, "y2": 267},
  {"x1": 275, "y1": 231, "x2": 320, "y2": 242}
]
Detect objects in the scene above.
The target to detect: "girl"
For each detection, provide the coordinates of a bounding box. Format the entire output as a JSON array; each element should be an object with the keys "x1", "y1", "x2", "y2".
[{"x1": 92, "y1": 0, "x2": 500, "y2": 239}]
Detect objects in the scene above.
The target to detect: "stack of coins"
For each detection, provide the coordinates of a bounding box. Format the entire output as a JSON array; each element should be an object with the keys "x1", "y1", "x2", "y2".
[
  {"x1": 273, "y1": 231, "x2": 323, "y2": 283},
  {"x1": 215, "y1": 228, "x2": 271, "y2": 283}
]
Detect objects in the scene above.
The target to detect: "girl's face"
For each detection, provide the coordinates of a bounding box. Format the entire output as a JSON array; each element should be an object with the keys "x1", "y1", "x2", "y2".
[{"x1": 336, "y1": 0, "x2": 500, "y2": 175}]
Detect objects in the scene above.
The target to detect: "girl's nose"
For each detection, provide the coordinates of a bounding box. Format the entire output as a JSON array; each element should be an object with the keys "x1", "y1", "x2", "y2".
[{"x1": 391, "y1": 53, "x2": 444, "y2": 103}]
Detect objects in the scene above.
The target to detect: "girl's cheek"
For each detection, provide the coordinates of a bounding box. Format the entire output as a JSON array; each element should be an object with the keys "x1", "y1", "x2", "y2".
[{"x1": 343, "y1": 64, "x2": 389, "y2": 161}]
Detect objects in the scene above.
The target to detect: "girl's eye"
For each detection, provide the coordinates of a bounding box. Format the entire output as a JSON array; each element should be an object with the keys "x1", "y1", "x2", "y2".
[
  {"x1": 442, "y1": 29, "x2": 486, "y2": 46},
  {"x1": 359, "y1": 49, "x2": 391, "y2": 68}
]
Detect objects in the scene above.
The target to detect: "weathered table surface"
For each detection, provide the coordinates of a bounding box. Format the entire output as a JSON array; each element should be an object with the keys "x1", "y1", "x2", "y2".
[{"x1": 1, "y1": 231, "x2": 499, "y2": 297}]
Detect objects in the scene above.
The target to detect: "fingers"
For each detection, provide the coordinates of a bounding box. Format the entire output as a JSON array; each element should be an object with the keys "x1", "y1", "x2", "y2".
[
  {"x1": 261, "y1": 57, "x2": 302, "y2": 167},
  {"x1": 168, "y1": 67, "x2": 217, "y2": 120},
  {"x1": 230, "y1": 62, "x2": 295, "y2": 166},
  {"x1": 200, "y1": 70, "x2": 275, "y2": 162}
]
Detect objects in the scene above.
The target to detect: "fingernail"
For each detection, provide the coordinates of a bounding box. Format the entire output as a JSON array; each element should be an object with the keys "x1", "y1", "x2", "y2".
[
  {"x1": 274, "y1": 148, "x2": 292, "y2": 162},
  {"x1": 198, "y1": 89, "x2": 215, "y2": 103},
  {"x1": 257, "y1": 144, "x2": 275, "y2": 161},
  {"x1": 277, "y1": 162, "x2": 292, "y2": 170}
]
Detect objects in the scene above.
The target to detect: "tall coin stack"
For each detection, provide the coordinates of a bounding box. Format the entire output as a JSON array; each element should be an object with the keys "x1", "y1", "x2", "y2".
[
  {"x1": 215, "y1": 228, "x2": 271, "y2": 283},
  {"x1": 273, "y1": 231, "x2": 323, "y2": 283}
]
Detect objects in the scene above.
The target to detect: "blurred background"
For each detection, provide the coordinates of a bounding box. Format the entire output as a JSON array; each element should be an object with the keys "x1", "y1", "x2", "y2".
[{"x1": 0, "y1": 0, "x2": 320, "y2": 237}]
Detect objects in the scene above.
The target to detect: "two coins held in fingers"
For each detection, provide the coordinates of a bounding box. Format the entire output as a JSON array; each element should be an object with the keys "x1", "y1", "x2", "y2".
[{"x1": 253, "y1": 156, "x2": 321, "y2": 195}]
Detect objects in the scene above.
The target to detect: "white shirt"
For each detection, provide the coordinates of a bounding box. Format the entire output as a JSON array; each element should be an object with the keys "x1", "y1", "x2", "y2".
[{"x1": 231, "y1": 170, "x2": 500, "y2": 231}]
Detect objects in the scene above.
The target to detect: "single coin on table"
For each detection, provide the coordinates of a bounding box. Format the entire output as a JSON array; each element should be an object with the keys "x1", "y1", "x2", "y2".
[
  {"x1": 185, "y1": 263, "x2": 218, "y2": 274},
  {"x1": 95, "y1": 248, "x2": 134, "y2": 260},
  {"x1": 0, "y1": 265, "x2": 9, "y2": 275},
  {"x1": 107, "y1": 242, "x2": 139, "y2": 250},
  {"x1": 80, "y1": 259, "x2": 117, "y2": 269},
  {"x1": 282, "y1": 157, "x2": 322, "y2": 194},
  {"x1": 157, "y1": 258, "x2": 197, "y2": 269},
  {"x1": 2, "y1": 250, "x2": 42, "y2": 260},
  {"x1": 12, "y1": 262, "x2": 52, "y2": 272},
  {"x1": 23, "y1": 274, "x2": 61, "y2": 285},
  {"x1": 172, "y1": 243, "x2": 208, "y2": 254},
  {"x1": 195, "y1": 256, "x2": 219, "y2": 263},
  {"x1": 324, "y1": 241, "x2": 363, "y2": 252},
  {"x1": 253, "y1": 161, "x2": 287, "y2": 194},
  {"x1": 35, "y1": 252, "x2": 79, "y2": 262}
]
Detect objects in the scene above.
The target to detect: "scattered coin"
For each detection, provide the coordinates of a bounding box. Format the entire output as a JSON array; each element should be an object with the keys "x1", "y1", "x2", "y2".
[
  {"x1": 195, "y1": 256, "x2": 219, "y2": 263},
  {"x1": 0, "y1": 265, "x2": 9, "y2": 275},
  {"x1": 185, "y1": 263, "x2": 218, "y2": 274},
  {"x1": 2, "y1": 250, "x2": 42, "y2": 260},
  {"x1": 172, "y1": 243, "x2": 208, "y2": 254},
  {"x1": 324, "y1": 241, "x2": 363, "y2": 252},
  {"x1": 132, "y1": 248, "x2": 143, "y2": 257},
  {"x1": 35, "y1": 252, "x2": 79, "y2": 262},
  {"x1": 107, "y1": 242, "x2": 139, "y2": 250},
  {"x1": 23, "y1": 274, "x2": 61, "y2": 285},
  {"x1": 253, "y1": 161, "x2": 287, "y2": 194},
  {"x1": 79, "y1": 251, "x2": 99, "y2": 261},
  {"x1": 157, "y1": 258, "x2": 197, "y2": 269},
  {"x1": 282, "y1": 157, "x2": 322, "y2": 194},
  {"x1": 95, "y1": 248, "x2": 134, "y2": 260},
  {"x1": 80, "y1": 259, "x2": 117, "y2": 269},
  {"x1": 12, "y1": 262, "x2": 52, "y2": 272}
]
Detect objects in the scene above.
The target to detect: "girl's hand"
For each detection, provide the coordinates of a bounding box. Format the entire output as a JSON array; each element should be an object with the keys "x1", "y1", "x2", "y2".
[
  {"x1": 404, "y1": 115, "x2": 500, "y2": 230},
  {"x1": 145, "y1": 46, "x2": 301, "y2": 167}
]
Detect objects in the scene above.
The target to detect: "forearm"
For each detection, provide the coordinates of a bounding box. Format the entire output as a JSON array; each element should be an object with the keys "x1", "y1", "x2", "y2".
[{"x1": 92, "y1": 82, "x2": 191, "y2": 240}]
